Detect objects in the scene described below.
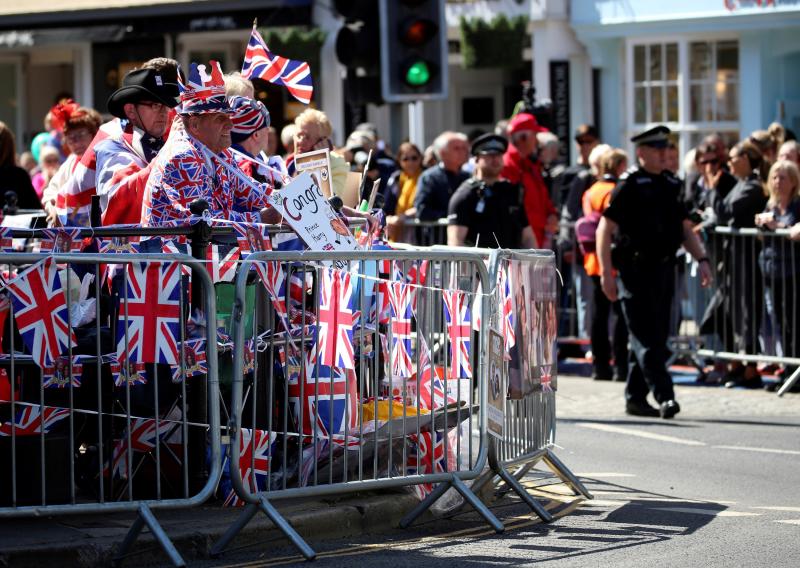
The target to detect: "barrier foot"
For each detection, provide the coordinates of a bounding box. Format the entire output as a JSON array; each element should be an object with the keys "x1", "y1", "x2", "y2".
[
  {"x1": 210, "y1": 502, "x2": 260, "y2": 558},
  {"x1": 495, "y1": 466, "x2": 553, "y2": 523},
  {"x1": 495, "y1": 461, "x2": 537, "y2": 499},
  {"x1": 542, "y1": 449, "x2": 593, "y2": 499},
  {"x1": 777, "y1": 367, "x2": 800, "y2": 397},
  {"x1": 451, "y1": 476, "x2": 504, "y2": 534},
  {"x1": 468, "y1": 468, "x2": 497, "y2": 499},
  {"x1": 258, "y1": 495, "x2": 316, "y2": 561},
  {"x1": 113, "y1": 503, "x2": 185, "y2": 568},
  {"x1": 398, "y1": 480, "x2": 451, "y2": 528}
]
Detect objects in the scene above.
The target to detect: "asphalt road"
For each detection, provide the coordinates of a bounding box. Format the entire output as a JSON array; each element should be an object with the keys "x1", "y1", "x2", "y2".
[{"x1": 199, "y1": 376, "x2": 800, "y2": 568}]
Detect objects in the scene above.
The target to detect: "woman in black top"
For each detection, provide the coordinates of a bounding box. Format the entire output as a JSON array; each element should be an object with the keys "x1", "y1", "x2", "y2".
[{"x1": 0, "y1": 121, "x2": 41, "y2": 211}]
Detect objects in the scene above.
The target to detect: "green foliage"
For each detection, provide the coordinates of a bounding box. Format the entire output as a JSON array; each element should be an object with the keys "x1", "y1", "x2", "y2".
[
  {"x1": 459, "y1": 15, "x2": 527, "y2": 69},
  {"x1": 259, "y1": 27, "x2": 326, "y2": 72}
]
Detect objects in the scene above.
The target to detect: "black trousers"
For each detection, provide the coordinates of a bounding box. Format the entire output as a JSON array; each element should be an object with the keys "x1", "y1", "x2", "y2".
[
  {"x1": 590, "y1": 275, "x2": 628, "y2": 377},
  {"x1": 618, "y1": 262, "x2": 676, "y2": 404}
]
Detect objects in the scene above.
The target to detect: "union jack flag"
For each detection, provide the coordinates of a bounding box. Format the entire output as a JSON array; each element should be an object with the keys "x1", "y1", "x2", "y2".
[
  {"x1": 43, "y1": 355, "x2": 84, "y2": 389},
  {"x1": 232, "y1": 222, "x2": 271, "y2": 258},
  {"x1": 107, "y1": 413, "x2": 181, "y2": 479},
  {"x1": 111, "y1": 358, "x2": 148, "y2": 387},
  {"x1": 242, "y1": 26, "x2": 313, "y2": 105},
  {"x1": 116, "y1": 261, "x2": 182, "y2": 365},
  {"x1": 99, "y1": 236, "x2": 140, "y2": 255},
  {"x1": 223, "y1": 428, "x2": 276, "y2": 506},
  {"x1": 243, "y1": 338, "x2": 255, "y2": 375},
  {"x1": 206, "y1": 243, "x2": 240, "y2": 284},
  {"x1": 317, "y1": 269, "x2": 358, "y2": 369},
  {"x1": 39, "y1": 228, "x2": 84, "y2": 253},
  {"x1": 500, "y1": 265, "x2": 516, "y2": 351},
  {"x1": 405, "y1": 430, "x2": 448, "y2": 499},
  {"x1": 0, "y1": 404, "x2": 70, "y2": 436},
  {"x1": 5, "y1": 257, "x2": 76, "y2": 367},
  {"x1": 171, "y1": 339, "x2": 207, "y2": 383},
  {"x1": 254, "y1": 259, "x2": 291, "y2": 332},
  {"x1": 0, "y1": 227, "x2": 15, "y2": 251},
  {"x1": 388, "y1": 282, "x2": 414, "y2": 378},
  {"x1": 283, "y1": 344, "x2": 358, "y2": 443},
  {"x1": 443, "y1": 290, "x2": 472, "y2": 379}
]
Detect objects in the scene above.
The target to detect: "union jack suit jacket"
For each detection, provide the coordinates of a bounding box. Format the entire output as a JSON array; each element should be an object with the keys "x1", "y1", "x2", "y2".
[{"x1": 142, "y1": 129, "x2": 272, "y2": 226}]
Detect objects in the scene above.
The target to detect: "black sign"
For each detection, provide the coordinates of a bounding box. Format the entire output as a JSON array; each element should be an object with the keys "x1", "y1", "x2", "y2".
[{"x1": 549, "y1": 60, "x2": 570, "y2": 163}]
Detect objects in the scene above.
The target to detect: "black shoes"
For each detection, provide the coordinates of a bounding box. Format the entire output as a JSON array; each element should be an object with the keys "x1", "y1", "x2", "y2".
[
  {"x1": 659, "y1": 399, "x2": 681, "y2": 419},
  {"x1": 625, "y1": 400, "x2": 660, "y2": 417}
]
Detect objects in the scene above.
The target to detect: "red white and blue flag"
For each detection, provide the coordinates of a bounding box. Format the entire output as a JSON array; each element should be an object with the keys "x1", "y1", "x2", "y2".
[
  {"x1": 206, "y1": 244, "x2": 240, "y2": 284},
  {"x1": 5, "y1": 257, "x2": 76, "y2": 367},
  {"x1": 443, "y1": 290, "x2": 472, "y2": 379},
  {"x1": 232, "y1": 222, "x2": 271, "y2": 259},
  {"x1": 0, "y1": 404, "x2": 70, "y2": 436},
  {"x1": 415, "y1": 334, "x2": 456, "y2": 411},
  {"x1": 43, "y1": 355, "x2": 84, "y2": 389},
  {"x1": 499, "y1": 265, "x2": 516, "y2": 351},
  {"x1": 111, "y1": 358, "x2": 148, "y2": 387},
  {"x1": 242, "y1": 26, "x2": 313, "y2": 105},
  {"x1": 317, "y1": 269, "x2": 357, "y2": 369},
  {"x1": 0, "y1": 227, "x2": 14, "y2": 251},
  {"x1": 223, "y1": 428, "x2": 276, "y2": 506},
  {"x1": 39, "y1": 228, "x2": 84, "y2": 253},
  {"x1": 108, "y1": 413, "x2": 181, "y2": 479},
  {"x1": 171, "y1": 339, "x2": 207, "y2": 383},
  {"x1": 405, "y1": 430, "x2": 448, "y2": 499},
  {"x1": 116, "y1": 261, "x2": 182, "y2": 365},
  {"x1": 388, "y1": 282, "x2": 414, "y2": 378}
]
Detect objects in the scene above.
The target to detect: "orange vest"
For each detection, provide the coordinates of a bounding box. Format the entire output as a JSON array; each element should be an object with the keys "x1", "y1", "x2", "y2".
[{"x1": 581, "y1": 179, "x2": 615, "y2": 277}]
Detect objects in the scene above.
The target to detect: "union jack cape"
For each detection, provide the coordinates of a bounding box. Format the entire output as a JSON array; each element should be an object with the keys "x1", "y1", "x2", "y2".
[
  {"x1": 0, "y1": 404, "x2": 70, "y2": 436},
  {"x1": 5, "y1": 257, "x2": 76, "y2": 367},
  {"x1": 116, "y1": 261, "x2": 182, "y2": 365},
  {"x1": 241, "y1": 26, "x2": 313, "y2": 105}
]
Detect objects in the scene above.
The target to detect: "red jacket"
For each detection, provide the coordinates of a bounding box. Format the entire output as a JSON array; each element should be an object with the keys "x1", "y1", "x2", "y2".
[{"x1": 502, "y1": 145, "x2": 556, "y2": 246}]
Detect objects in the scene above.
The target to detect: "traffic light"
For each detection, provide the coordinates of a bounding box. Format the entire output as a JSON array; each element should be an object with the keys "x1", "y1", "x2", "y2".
[
  {"x1": 379, "y1": 0, "x2": 448, "y2": 102},
  {"x1": 334, "y1": 0, "x2": 383, "y2": 105}
]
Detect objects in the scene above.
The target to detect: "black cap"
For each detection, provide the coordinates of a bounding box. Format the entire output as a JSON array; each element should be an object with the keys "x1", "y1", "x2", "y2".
[
  {"x1": 107, "y1": 68, "x2": 180, "y2": 119},
  {"x1": 471, "y1": 133, "x2": 508, "y2": 156},
  {"x1": 631, "y1": 125, "x2": 671, "y2": 148}
]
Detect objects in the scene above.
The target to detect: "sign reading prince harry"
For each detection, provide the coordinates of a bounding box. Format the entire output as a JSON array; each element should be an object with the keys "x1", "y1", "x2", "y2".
[{"x1": 269, "y1": 171, "x2": 360, "y2": 267}]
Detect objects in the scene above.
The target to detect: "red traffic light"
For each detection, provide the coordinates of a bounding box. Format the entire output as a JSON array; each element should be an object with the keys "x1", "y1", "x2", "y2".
[{"x1": 400, "y1": 18, "x2": 437, "y2": 47}]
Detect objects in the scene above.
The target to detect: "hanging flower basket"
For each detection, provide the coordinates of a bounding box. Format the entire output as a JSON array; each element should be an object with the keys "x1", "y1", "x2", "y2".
[{"x1": 459, "y1": 15, "x2": 528, "y2": 69}]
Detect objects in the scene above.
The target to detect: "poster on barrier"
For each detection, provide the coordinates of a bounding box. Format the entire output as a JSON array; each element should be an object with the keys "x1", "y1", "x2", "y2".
[{"x1": 487, "y1": 328, "x2": 505, "y2": 439}]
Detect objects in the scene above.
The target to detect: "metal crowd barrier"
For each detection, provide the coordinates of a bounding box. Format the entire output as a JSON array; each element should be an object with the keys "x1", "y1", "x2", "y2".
[
  {"x1": 672, "y1": 226, "x2": 800, "y2": 396},
  {"x1": 211, "y1": 249, "x2": 498, "y2": 560},
  {"x1": 469, "y1": 249, "x2": 592, "y2": 521},
  {"x1": 389, "y1": 218, "x2": 449, "y2": 246},
  {"x1": 0, "y1": 250, "x2": 220, "y2": 568}
]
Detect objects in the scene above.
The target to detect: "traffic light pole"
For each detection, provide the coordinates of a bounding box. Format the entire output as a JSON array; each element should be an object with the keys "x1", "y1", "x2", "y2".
[{"x1": 408, "y1": 100, "x2": 425, "y2": 151}]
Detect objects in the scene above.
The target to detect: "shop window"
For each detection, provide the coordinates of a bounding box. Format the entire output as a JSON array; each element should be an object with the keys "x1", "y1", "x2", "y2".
[{"x1": 631, "y1": 43, "x2": 679, "y2": 124}]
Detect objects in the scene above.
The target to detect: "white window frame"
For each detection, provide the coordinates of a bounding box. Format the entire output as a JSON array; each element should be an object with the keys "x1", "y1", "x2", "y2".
[{"x1": 625, "y1": 34, "x2": 740, "y2": 163}]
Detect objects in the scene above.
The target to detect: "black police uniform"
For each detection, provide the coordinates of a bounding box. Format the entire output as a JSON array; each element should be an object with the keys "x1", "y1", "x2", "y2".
[
  {"x1": 603, "y1": 165, "x2": 686, "y2": 405},
  {"x1": 448, "y1": 178, "x2": 528, "y2": 248}
]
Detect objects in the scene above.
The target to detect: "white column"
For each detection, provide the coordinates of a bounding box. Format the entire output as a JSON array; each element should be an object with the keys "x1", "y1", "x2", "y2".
[
  {"x1": 313, "y1": 6, "x2": 346, "y2": 145},
  {"x1": 74, "y1": 43, "x2": 93, "y2": 110}
]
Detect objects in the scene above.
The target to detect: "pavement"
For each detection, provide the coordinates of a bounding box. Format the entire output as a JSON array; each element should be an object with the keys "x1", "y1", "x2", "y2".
[{"x1": 1, "y1": 364, "x2": 796, "y2": 567}]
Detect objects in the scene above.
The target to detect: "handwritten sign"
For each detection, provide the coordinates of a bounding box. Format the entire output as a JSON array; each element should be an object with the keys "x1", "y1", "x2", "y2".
[
  {"x1": 293, "y1": 148, "x2": 332, "y2": 199},
  {"x1": 269, "y1": 171, "x2": 360, "y2": 268}
]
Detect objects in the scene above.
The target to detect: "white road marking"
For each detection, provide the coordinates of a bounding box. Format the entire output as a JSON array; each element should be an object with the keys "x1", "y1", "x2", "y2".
[
  {"x1": 650, "y1": 507, "x2": 760, "y2": 517},
  {"x1": 752, "y1": 506, "x2": 800, "y2": 512},
  {"x1": 774, "y1": 520, "x2": 800, "y2": 525},
  {"x1": 712, "y1": 445, "x2": 800, "y2": 456},
  {"x1": 576, "y1": 423, "x2": 706, "y2": 446},
  {"x1": 575, "y1": 472, "x2": 637, "y2": 478}
]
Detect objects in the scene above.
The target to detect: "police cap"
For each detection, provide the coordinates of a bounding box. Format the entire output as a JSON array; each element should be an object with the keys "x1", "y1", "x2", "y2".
[
  {"x1": 630, "y1": 125, "x2": 671, "y2": 148},
  {"x1": 471, "y1": 133, "x2": 508, "y2": 156}
]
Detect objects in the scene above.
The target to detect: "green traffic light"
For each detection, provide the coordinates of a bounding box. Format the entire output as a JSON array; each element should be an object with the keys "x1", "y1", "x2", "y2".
[{"x1": 405, "y1": 60, "x2": 431, "y2": 86}]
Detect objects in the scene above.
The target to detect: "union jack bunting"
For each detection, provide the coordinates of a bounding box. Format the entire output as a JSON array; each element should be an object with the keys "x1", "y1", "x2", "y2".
[
  {"x1": 232, "y1": 222, "x2": 271, "y2": 258},
  {"x1": 111, "y1": 358, "x2": 148, "y2": 387},
  {"x1": 43, "y1": 355, "x2": 84, "y2": 389},
  {"x1": 243, "y1": 338, "x2": 255, "y2": 375},
  {"x1": 0, "y1": 404, "x2": 70, "y2": 436},
  {"x1": 223, "y1": 428, "x2": 276, "y2": 506},
  {"x1": 388, "y1": 282, "x2": 414, "y2": 378},
  {"x1": 255, "y1": 260, "x2": 290, "y2": 332},
  {"x1": 171, "y1": 339, "x2": 207, "y2": 383},
  {"x1": 282, "y1": 344, "x2": 358, "y2": 443},
  {"x1": 500, "y1": 265, "x2": 516, "y2": 351},
  {"x1": 116, "y1": 261, "x2": 182, "y2": 365},
  {"x1": 39, "y1": 228, "x2": 84, "y2": 253},
  {"x1": 242, "y1": 26, "x2": 313, "y2": 105},
  {"x1": 0, "y1": 227, "x2": 14, "y2": 251},
  {"x1": 5, "y1": 257, "x2": 76, "y2": 367},
  {"x1": 107, "y1": 412, "x2": 181, "y2": 479},
  {"x1": 443, "y1": 290, "x2": 472, "y2": 379},
  {"x1": 206, "y1": 243, "x2": 240, "y2": 284},
  {"x1": 317, "y1": 269, "x2": 358, "y2": 369},
  {"x1": 405, "y1": 430, "x2": 448, "y2": 500},
  {"x1": 99, "y1": 236, "x2": 140, "y2": 255}
]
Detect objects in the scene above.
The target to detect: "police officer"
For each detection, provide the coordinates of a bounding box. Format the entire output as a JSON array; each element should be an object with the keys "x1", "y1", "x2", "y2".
[
  {"x1": 447, "y1": 133, "x2": 537, "y2": 249},
  {"x1": 596, "y1": 126, "x2": 713, "y2": 418}
]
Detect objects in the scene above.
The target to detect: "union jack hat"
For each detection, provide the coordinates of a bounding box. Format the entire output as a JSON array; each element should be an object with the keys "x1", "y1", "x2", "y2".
[
  {"x1": 229, "y1": 95, "x2": 270, "y2": 143},
  {"x1": 178, "y1": 60, "x2": 232, "y2": 115}
]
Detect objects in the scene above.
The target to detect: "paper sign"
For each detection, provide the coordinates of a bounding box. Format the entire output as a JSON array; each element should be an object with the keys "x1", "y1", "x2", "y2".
[
  {"x1": 293, "y1": 148, "x2": 332, "y2": 199},
  {"x1": 269, "y1": 171, "x2": 360, "y2": 268},
  {"x1": 487, "y1": 328, "x2": 505, "y2": 439}
]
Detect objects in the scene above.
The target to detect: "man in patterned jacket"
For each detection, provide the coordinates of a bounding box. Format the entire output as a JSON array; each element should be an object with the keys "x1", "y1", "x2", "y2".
[{"x1": 141, "y1": 60, "x2": 275, "y2": 226}]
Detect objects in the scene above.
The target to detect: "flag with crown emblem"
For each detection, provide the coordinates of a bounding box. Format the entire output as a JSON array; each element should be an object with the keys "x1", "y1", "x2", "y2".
[{"x1": 242, "y1": 26, "x2": 313, "y2": 105}]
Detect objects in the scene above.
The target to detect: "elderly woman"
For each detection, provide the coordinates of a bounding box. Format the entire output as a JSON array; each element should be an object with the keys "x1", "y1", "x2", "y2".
[
  {"x1": 41, "y1": 101, "x2": 102, "y2": 226},
  {"x1": 755, "y1": 160, "x2": 800, "y2": 390}
]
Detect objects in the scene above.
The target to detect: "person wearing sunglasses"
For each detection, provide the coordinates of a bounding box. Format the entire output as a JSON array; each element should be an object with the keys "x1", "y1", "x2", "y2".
[{"x1": 383, "y1": 142, "x2": 424, "y2": 241}]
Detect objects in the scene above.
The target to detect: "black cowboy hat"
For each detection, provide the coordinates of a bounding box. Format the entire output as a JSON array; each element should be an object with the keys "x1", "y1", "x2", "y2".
[{"x1": 107, "y1": 67, "x2": 180, "y2": 119}]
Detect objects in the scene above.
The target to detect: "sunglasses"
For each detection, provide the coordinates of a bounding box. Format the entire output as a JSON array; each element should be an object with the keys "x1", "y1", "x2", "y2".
[
  {"x1": 575, "y1": 138, "x2": 595, "y2": 146},
  {"x1": 400, "y1": 155, "x2": 421, "y2": 162},
  {"x1": 136, "y1": 101, "x2": 168, "y2": 112},
  {"x1": 698, "y1": 158, "x2": 719, "y2": 165}
]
